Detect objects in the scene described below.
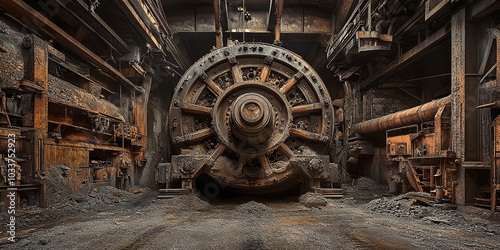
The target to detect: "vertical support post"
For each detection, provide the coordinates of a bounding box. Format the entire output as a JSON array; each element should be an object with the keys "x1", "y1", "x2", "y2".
[
  {"x1": 214, "y1": 0, "x2": 223, "y2": 48},
  {"x1": 342, "y1": 81, "x2": 353, "y2": 181},
  {"x1": 23, "y1": 35, "x2": 48, "y2": 207},
  {"x1": 274, "y1": 0, "x2": 283, "y2": 45},
  {"x1": 451, "y1": 8, "x2": 466, "y2": 205},
  {"x1": 451, "y1": 8, "x2": 479, "y2": 205},
  {"x1": 135, "y1": 75, "x2": 152, "y2": 164},
  {"x1": 24, "y1": 35, "x2": 48, "y2": 138},
  {"x1": 497, "y1": 36, "x2": 500, "y2": 88}
]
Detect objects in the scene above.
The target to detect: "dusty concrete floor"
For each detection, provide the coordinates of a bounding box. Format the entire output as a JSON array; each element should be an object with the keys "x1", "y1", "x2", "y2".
[{"x1": 1, "y1": 183, "x2": 500, "y2": 249}]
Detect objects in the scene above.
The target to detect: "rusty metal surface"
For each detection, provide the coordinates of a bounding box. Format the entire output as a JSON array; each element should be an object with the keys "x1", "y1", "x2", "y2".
[
  {"x1": 166, "y1": 42, "x2": 335, "y2": 193},
  {"x1": 353, "y1": 95, "x2": 451, "y2": 135}
]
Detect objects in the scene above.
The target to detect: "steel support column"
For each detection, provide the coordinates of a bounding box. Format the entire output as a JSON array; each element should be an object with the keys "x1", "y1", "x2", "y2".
[
  {"x1": 451, "y1": 8, "x2": 466, "y2": 205},
  {"x1": 451, "y1": 7, "x2": 480, "y2": 205},
  {"x1": 274, "y1": 0, "x2": 283, "y2": 45}
]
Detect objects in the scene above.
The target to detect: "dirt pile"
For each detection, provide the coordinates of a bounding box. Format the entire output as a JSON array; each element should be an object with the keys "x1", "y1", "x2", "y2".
[
  {"x1": 299, "y1": 192, "x2": 327, "y2": 208},
  {"x1": 343, "y1": 177, "x2": 387, "y2": 200},
  {"x1": 235, "y1": 201, "x2": 273, "y2": 214},
  {"x1": 159, "y1": 195, "x2": 211, "y2": 212},
  {"x1": 365, "y1": 194, "x2": 499, "y2": 234}
]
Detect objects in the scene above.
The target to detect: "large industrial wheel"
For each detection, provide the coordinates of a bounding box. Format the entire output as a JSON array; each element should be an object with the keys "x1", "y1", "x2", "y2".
[{"x1": 167, "y1": 43, "x2": 335, "y2": 194}]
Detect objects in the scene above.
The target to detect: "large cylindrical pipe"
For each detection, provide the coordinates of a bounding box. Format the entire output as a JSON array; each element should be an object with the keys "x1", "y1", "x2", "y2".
[{"x1": 353, "y1": 95, "x2": 451, "y2": 135}]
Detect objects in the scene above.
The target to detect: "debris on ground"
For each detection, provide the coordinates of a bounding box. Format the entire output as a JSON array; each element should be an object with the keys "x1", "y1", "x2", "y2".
[
  {"x1": 342, "y1": 177, "x2": 388, "y2": 201},
  {"x1": 71, "y1": 185, "x2": 138, "y2": 207},
  {"x1": 299, "y1": 192, "x2": 327, "y2": 208},
  {"x1": 395, "y1": 191, "x2": 436, "y2": 206},
  {"x1": 44, "y1": 165, "x2": 73, "y2": 206},
  {"x1": 235, "y1": 201, "x2": 273, "y2": 214},
  {"x1": 7, "y1": 184, "x2": 145, "y2": 230},
  {"x1": 365, "y1": 194, "x2": 499, "y2": 234}
]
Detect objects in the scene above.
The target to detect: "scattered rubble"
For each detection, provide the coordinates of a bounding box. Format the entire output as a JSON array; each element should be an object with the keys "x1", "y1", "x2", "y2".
[
  {"x1": 71, "y1": 185, "x2": 138, "y2": 207},
  {"x1": 365, "y1": 193, "x2": 499, "y2": 234},
  {"x1": 299, "y1": 192, "x2": 327, "y2": 208}
]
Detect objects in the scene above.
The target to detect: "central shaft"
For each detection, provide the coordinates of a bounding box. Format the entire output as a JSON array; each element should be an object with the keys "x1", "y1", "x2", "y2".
[{"x1": 231, "y1": 93, "x2": 274, "y2": 144}]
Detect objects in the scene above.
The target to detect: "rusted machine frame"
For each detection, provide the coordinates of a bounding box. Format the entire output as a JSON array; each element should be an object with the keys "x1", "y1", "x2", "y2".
[{"x1": 358, "y1": 94, "x2": 455, "y2": 201}]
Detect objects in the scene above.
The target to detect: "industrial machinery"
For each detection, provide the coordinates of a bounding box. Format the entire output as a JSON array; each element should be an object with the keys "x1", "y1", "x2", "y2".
[
  {"x1": 157, "y1": 43, "x2": 340, "y2": 197},
  {"x1": 353, "y1": 95, "x2": 457, "y2": 202}
]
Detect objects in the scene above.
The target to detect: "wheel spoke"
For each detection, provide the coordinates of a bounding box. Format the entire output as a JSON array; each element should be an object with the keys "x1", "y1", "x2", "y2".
[
  {"x1": 278, "y1": 143, "x2": 294, "y2": 158},
  {"x1": 258, "y1": 155, "x2": 272, "y2": 176},
  {"x1": 231, "y1": 64, "x2": 243, "y2": 82},
  {"x1": 291, "y1": 103, "x2": 322, "y2": 116},
  {"x1": 280, "y1": 71, "x2": 303, "y2": 93},
  {"x1": 236, "y1": 155, "x2": 247, "y2": 173},
  {"x1": 200, "y1": 72, "x2": 223, "y2": 96},
  {"x1": 206, "y1": 144, "x2": 227, "y2": 167},
  {"x1": 176, "y1": 128, "x2": 214, "y2": 144},
  {"x1": 181, "y1": 103, "x2": 212, "y2": 115},
  {"x1": 290, "y1": 128, "x2": 327, "y2": 142},
  {"x1": 260, "y1": 64, "x2": 271, "y2": 83}
]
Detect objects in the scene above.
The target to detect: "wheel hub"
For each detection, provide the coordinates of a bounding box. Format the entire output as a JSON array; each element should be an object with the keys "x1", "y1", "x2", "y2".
[{"x1": 231, "y1": 93, "x2": 274, "y2": 144}]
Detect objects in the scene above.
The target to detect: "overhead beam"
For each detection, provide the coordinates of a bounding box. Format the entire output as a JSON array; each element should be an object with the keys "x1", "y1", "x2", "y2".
[
  {"x1": 0, "y1": 0, "x2": 143, "y2": 93},
  {"x1": 112, "y1": 0, "x2": 162, "y2": 51},
  {"x1": 57, "y1": 0, "x2": 130, "y2": 54},
  {"x1": 142, "y1": 0, "x2": 191, "y2": 71},
  {"x1": 469, "y1": 0, "x2": 500, "y2": 20},
  {"x1": 360, "y1": 23, "x2": 451, "y2": 90}
]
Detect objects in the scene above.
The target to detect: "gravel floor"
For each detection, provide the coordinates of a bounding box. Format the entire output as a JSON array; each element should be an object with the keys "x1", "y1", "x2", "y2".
[{"x1": 1, "y1": 183, "x2": 500, "y2": 249}]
